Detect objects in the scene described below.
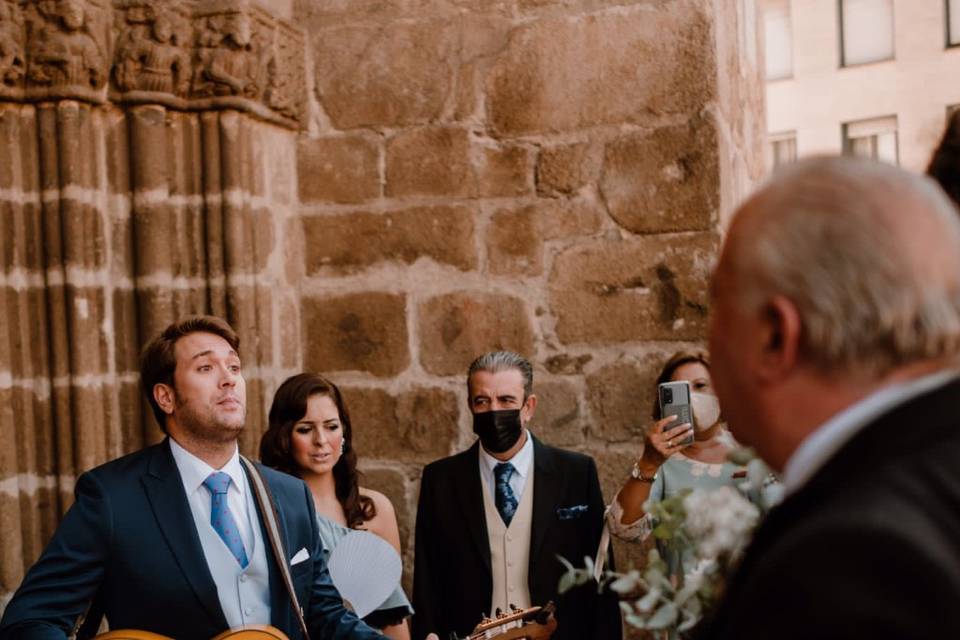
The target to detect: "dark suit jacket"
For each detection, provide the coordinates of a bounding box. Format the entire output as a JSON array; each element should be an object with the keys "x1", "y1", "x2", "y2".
[
  {"x1": 0, "y1": 440, "x2": 380, "y2": 640},
  {"x1": 412, "y1": 435, "x2": 621, "y2": 640},
  {"x1": 698, "y1": 376, "x2": 960, "y2": 640}
]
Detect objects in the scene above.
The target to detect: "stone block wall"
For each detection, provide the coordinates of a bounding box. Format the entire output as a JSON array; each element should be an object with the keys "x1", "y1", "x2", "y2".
[
  {"x1": 0, "y1": 0, "x2": 766, "y2": 628},
  {"x1": 292, "y1": 0, "x2": 765, "y2": 602}
]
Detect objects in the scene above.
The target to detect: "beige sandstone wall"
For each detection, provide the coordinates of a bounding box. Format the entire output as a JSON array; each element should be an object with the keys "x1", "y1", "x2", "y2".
[
  {"x1": 291, "y1": 0, "x2": 766, "y2": 599},
  {"x1": 0, "y1": 0, "x2": 766, "y2": 625}
]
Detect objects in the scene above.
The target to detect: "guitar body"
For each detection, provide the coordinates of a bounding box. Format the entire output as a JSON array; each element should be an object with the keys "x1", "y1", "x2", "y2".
[
  {"x1": 461, "y1": 603, "x2": 557, "y2": 640},
  {"x1": 96, "y1": 625, "x2": 289, "y2": 640}
]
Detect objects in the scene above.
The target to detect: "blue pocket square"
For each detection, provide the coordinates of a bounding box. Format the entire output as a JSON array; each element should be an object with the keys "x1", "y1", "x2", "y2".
[{"x1": 556, "y1": 504, "x2": 588, "y2": 520}]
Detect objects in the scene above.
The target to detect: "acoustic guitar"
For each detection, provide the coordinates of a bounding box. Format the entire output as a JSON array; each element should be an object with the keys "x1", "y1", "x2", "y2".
[
  {"x1": 455, "y1": 602, "x2": 557, "y2": 640},
  {"x1": 96, "y1": 625, "x2": 288, "y2": 639}
]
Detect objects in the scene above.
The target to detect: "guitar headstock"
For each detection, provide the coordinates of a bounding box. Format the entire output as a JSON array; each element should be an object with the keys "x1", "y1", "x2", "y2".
[{"x1": 459, "y1": 602, "x2": 557, "y2": 640}]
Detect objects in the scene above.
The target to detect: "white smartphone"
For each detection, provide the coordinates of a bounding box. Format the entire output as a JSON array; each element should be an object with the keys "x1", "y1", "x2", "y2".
[{"x1": 658, "y1": 381, "x2": 694, "y2": 445}]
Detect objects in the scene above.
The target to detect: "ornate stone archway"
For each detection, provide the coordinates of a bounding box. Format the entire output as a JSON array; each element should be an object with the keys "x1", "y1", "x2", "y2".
[{"x1": 0, "y1": 0, "x2": 305, "y2": 592}]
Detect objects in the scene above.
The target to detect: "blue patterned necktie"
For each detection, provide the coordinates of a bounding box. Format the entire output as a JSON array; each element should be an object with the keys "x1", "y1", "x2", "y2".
[
  {"x1": 202, "y1": 471, "x2": 249, "y2": 569},
  {"x1": 494, "y1": 462, "x2": 519, "y2": 526}
]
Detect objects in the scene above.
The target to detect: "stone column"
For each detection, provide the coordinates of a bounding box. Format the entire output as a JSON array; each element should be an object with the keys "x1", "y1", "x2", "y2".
[
  {"x1": 0, "y1": 0, "x2": 306, "y2": 606},
  {"x1": 295, "y1": 0, "x2": 765, "y2": 602}
]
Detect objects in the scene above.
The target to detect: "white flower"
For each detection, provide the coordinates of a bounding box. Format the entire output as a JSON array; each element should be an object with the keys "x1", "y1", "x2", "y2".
[{"x1": 682, "y1": 486, "x2": 759, "y2": 561}]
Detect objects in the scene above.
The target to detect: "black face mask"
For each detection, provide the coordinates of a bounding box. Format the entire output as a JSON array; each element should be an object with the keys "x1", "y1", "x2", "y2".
[{"x1": 472, "y1": 409, "x2": 523, "y2": 454}]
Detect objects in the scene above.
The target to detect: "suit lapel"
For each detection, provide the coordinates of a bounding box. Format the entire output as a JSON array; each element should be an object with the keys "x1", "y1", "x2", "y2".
[
  {"x1": 140, "y1": 440, "x2": 229, "y2": 631},
  {"x1": 458, "y1": 442, "x2": 492, "y2": 572},
  {"x1": 529, "y1": 436, "x2": 560, "y2": 574}
]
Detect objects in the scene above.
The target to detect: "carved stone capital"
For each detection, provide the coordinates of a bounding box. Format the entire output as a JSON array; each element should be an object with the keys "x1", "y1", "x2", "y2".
[
  {"x1": 0, "y1": 0, "x2": 306, "y2": 129},
  {"x1": 112, "y1": 0, "x2": 307, "y2": 128}
]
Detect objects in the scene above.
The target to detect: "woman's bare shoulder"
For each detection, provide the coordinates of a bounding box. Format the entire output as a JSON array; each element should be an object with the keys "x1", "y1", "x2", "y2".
[
  {"x1": 358, "y1": 487, "x2": 400, "y2": 548},
  {"x1": 360, "y1": 487, "x2": 397, "y2": 521}
]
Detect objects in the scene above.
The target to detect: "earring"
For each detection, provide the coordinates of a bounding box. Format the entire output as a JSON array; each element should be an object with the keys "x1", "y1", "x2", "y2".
[{"x1": 339, "y1": 440, "x2": 345, "y2": 455}]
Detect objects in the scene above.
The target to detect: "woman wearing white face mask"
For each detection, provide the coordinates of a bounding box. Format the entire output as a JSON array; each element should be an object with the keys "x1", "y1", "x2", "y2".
[{"x1": 607, "y1": 352, "x2": 744, "y2": 580}]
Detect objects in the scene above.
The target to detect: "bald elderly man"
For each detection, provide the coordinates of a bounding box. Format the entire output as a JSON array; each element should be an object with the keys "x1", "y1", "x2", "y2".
[{"x1": 698, "y1": 157, "x2": 960, "y2": 640}]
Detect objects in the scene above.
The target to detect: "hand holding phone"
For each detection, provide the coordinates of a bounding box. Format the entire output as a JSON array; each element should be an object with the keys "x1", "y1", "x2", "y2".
[{"x1": 658, "y1": 381, "x2": 694, "y2": 446}]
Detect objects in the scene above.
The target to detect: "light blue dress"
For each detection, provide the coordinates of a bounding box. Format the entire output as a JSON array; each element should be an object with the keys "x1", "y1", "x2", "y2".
[
  {"x1": 315, "y1": 514, "x2": 414, "y2": 627},
  {"x1": 645, "y1": 454, "x2": 752, "y2": 580}
]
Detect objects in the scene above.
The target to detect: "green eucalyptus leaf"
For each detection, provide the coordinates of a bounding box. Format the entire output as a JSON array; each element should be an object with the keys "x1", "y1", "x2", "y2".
[
  {"x1": 647, "y1": 602, "x2": 679, "y2": 629},
  {"x1": 678, "y1": 611, "x2": 699, "y2": 632},
  {"x1": 652, "y1": 523, "x2": 673, "y2": 540},
  {"x1": 558, "y1": 570, "x2": 576, "y2": 595},
  {"x1": 636, "y1": 587, "x2": 662, "y2": 612},
  {"x1": 626, "y1": 613, "x2": 647, "y2": 628},
  {"x1": 727, "y1": 446, "x2": 757, "y2": 466},
  {"x1": 609, "y1": 571, "x2": 641, "y2": 594}
]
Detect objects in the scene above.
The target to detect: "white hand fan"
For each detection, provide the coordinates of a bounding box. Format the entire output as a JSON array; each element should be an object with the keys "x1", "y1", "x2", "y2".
[{"x1": 327, "y1": 529, "x2": 402, "y2": 618}]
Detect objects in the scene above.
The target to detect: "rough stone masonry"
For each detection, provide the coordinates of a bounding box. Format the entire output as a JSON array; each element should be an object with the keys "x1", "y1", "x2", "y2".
[{"x1": 0, "y1": 0, "x2": 765, "y2": 628}]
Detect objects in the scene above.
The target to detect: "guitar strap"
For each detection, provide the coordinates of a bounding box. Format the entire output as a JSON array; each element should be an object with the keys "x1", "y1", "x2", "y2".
[{"x1": 240, "y1": 455, "x2": 312, "y2": 640}]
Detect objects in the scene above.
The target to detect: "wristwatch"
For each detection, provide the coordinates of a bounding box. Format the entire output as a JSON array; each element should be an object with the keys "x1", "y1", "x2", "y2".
[{"x1": 630, "y1": 461, "x2": 658, "y2": 483}]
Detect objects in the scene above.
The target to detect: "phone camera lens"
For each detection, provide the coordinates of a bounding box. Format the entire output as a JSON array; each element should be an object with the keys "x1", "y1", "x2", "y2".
[{"x1": 662, "y1": 388, "x2": 673, "y2": 403}]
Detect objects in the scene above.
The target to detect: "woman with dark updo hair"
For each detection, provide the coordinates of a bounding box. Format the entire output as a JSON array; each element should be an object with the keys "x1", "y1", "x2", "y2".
[{"x1": 260, "y1": 373, "x2": 412, "y2": 639}]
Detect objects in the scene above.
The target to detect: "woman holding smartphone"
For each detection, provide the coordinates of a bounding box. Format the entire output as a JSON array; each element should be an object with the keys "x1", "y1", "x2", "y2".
[{"x1": 608, "y1": 352, "x2": 740, "y2": 576}]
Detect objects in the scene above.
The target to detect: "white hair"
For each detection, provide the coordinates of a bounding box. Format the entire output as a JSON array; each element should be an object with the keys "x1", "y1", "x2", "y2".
[{"x1": 729, "y1": 156, "x2": 960, "y2": 377}]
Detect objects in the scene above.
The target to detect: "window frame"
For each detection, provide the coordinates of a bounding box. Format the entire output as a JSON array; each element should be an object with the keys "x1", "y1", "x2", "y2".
[
  {"x1": 838, "y1": 0, "x2": 896, "y2": 68},
  {"x1": 763, "y1": 0, "x2": 795, "y2": 81},
  {"x1": 768, "y1": 131, "x2": 798, "y2": 169},
  {"x1": 947, "y1": 0, "x2": 960, "y2": 48},
  {"x1": 841, "y1": 115, "x2": 900, "y2": 166}
]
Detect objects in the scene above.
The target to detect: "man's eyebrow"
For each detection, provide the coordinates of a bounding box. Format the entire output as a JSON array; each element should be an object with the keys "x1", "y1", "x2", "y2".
[{"x1": 189, "y1": 349, "x2": 239, "y2": 361}]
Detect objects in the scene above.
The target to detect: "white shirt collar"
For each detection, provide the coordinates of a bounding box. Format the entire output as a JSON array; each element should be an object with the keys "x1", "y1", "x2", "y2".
[
  {"x1": 168, "y1": 437, "x2": 245, "y2": 496},
  {"x1": 478, "y1": 429, "x2": 534, "y2": 479},
  {"x1": 782, "y1": 369, "x2": 960, "y2": 494}
]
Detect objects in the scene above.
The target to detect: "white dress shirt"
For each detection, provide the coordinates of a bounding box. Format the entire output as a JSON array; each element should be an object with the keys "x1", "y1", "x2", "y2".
[
  {"x1": 782, "y1": 369, "x2": 960, "y2": 494},
  {"x1": 169, "y1": 437, "x2": 254, "y2": 553},
  {"x1": 478, "y1": 429, "x2": 534, "y2": 502},
  {"x1": 169, "y1": 438, "x2": 271, "y2": 627}
]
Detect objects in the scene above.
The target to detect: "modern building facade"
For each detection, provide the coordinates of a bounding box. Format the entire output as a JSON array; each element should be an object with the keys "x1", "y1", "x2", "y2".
[{"x1": 762, "y1": 0, "x2": 960, "y2": 171}]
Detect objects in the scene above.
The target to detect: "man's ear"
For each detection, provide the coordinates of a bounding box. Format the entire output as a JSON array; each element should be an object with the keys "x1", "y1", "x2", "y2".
[
  {"x1": 521, "y1": 394, "x2": 538, "y2": 424},
  {"x1": 153, "y1": 383, "x2": 176, "y2": 416},
  {"x1": 758, "y1": 295, "x2": 801, "y2": 381}
]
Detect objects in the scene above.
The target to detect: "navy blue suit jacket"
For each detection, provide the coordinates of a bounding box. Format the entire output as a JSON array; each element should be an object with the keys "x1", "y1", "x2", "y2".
[{"x1": 0, "y1": 440, "x2": 380, "y2": 640}]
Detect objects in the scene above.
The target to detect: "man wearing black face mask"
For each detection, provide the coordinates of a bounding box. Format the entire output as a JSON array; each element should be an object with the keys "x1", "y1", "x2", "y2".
[{"x1": 412, "y1": 351, "x2": 622, "y2": 640}]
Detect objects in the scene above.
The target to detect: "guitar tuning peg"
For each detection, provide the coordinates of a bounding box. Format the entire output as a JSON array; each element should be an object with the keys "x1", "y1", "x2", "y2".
[
  {"x1": 495, "y1": 607, "x2": 503, "y2": 617},
  {"x1": 509, "y1": 603, "x2": 518, "y2": 612},
  {"x1": 480, "y1": 613, "x2": 492, "y2": 623}
]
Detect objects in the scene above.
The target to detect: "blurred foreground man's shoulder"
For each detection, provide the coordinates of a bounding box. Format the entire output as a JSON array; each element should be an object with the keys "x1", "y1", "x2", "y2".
[{"x1": 700, "y1": 156, "x2": 960, "y2": 640}]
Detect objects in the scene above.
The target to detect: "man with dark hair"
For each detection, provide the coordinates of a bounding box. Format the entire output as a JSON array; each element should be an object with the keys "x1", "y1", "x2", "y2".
[
  {"x1": 0, "y1": 315, "x2": 389, "y2": 640},
  {"x1": 412, "y1": 351, "x2": 622, "y2": 640}
]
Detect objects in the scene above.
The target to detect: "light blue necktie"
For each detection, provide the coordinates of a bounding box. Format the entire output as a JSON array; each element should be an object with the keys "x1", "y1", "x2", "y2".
[
  {"x1": 202, "y1": 471, "x2": 249, "y2": 569},
  {"x1": 494, "y1": 462, "x2": 519, "y2": 526}
]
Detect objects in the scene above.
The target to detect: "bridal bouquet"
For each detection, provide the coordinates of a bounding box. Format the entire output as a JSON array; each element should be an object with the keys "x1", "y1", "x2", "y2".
[{"x1": 560, "y1": 450, "x2": 783, "y2": 634}]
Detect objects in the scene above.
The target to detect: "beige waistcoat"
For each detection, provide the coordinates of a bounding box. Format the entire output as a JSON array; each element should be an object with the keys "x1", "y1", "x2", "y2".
[{"x1": 481, "y1": 468, "x2": 535, "y2": 616}]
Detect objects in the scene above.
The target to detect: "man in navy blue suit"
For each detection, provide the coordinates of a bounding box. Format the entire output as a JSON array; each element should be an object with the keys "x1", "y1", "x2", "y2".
[{"x1": 0, "y1": 316, "x2": 388, "y2": 640}]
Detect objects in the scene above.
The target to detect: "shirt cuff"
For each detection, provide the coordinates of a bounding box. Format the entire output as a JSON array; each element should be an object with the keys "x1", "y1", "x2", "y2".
[{"x1": 606, "y1": 493, "x2": 654, "y2": 542}]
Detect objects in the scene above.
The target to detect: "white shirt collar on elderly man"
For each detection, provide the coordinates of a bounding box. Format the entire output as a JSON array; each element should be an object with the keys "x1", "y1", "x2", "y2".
[{"x1": 782, "y1": 368, "x2": 960, "y2": 495}]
